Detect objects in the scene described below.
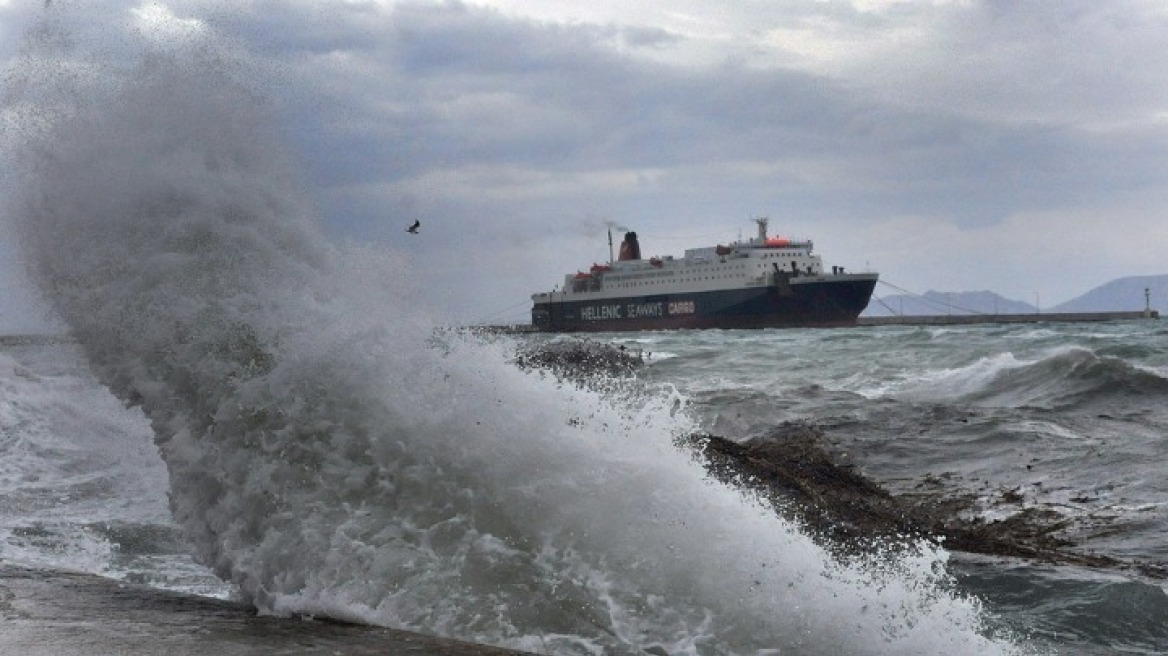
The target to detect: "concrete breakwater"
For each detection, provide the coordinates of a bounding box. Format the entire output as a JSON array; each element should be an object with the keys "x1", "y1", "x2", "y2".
[{"x1": 858, "y1": 310, "x2": 1158, "y2": 327}]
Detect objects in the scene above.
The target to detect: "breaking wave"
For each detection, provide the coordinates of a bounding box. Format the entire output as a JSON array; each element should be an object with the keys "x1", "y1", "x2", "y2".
[
  {"x1": 889, "y1": 347, "x2": 1168, "y2": 410},
  {"x1": 2, "y1": 19, "x2": 1026, "y2": 655}
]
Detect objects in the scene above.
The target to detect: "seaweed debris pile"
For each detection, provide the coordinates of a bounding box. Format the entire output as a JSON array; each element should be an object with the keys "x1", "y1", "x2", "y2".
[
  {"x1": 513, "y1": 338, "x2": 645, "y2": 379},
  {"x1": 682, "y1": 423, "x2": 1168, "y2": 577}
]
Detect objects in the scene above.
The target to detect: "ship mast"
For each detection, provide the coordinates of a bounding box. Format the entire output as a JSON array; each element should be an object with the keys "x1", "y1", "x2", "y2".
[{"x1": 607, "y1": 224, "x2": 629, "y2": 263}]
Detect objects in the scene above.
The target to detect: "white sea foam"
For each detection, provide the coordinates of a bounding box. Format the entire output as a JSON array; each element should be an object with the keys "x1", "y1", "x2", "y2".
[
  {"x1": 0, "y1": 339, "x2": 228, "y2": 595},
  {"x1": 1, "y1": 18, "x2": 1028, "y2": 655},
  {"x1": 877, "y1": 352, "x2": 1026, "y2": 402}
]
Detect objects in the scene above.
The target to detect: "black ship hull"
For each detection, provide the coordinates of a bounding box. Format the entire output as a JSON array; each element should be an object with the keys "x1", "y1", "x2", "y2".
[{"x1": 531, "y1": 276, "x2": 877, "y2": 332}]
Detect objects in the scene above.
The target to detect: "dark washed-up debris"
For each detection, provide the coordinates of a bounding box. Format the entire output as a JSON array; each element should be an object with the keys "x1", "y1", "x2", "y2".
[{"x1": 681, "y1": 422, "x2": 1166, "y2": 577}]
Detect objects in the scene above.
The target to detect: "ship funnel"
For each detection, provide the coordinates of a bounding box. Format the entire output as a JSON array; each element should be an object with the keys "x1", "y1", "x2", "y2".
[
  {"x1": 756, "y1": 217, "x2": 769, "y2": 242},
  {"x1": 618, "y1": 231, "x2": 641, "y2": 261}
]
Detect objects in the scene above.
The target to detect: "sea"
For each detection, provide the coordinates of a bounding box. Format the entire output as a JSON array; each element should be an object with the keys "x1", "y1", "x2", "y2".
[
  {"x1": 3, "y1": 321, "x2": 1168, "y2": 655},
  {"x1": 4, "y1": 16, "x2": 1168, "y2": 656}
]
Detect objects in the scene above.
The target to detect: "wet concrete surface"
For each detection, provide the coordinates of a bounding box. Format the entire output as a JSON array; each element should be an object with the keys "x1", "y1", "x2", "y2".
[{"x1": 0, "y1": 565, "x2": 533, "y2": 655}]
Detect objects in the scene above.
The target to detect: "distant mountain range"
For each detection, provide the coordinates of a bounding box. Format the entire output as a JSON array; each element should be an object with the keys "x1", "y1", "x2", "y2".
[{"x1": 863, "y1": 274, "x2": 1168, "y2": 317}]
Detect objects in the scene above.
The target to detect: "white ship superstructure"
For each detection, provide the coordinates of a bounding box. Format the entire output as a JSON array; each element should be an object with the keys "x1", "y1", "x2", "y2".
[{"x1": 543, "y1": 219, "x2": 839, "y2": 301}]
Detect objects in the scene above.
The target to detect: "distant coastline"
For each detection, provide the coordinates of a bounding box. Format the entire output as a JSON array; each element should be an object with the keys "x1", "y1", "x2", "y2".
[{"x1": 865, "y1": 274, "x2": 1168, "y2": 318}]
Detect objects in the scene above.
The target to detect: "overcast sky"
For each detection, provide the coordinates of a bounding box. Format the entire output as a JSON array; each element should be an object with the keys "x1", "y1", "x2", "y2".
[{"x1": 2, "y1": 0, "x2": 1167, "y2": 329}]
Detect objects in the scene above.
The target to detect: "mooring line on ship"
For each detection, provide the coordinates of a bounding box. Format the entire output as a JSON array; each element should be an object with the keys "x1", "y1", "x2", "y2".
[
  {"x1": 474, "y1": 298, "x2": 532, "y2": 326},
  {"x1": 874, "y1": 279, "x2": 991, "y2": 317}
]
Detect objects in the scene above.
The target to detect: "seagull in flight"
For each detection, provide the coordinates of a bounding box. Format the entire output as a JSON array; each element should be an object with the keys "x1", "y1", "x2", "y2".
[{"x1": 406, "y1": 220, "x2": 420, "y2": 234}]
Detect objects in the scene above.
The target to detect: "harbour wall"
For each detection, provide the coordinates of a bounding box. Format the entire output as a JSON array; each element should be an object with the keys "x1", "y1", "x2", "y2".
[{"x1": 857, "y1": 310, "x2": 1158, "y2": 327}]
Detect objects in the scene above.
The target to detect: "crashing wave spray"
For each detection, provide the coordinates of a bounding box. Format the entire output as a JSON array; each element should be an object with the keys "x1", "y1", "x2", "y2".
[{"x1": 4, "y1": 22, "x2": 1027, "y2": 656}]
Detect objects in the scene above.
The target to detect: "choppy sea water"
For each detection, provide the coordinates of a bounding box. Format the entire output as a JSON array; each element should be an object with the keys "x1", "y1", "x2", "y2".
[
  {"x1": 618, "y1": 321, "x2": 1168, "y2": 655},
  {"x1": 3, "y1": 322, "x2": 1168, "y2": 654}
]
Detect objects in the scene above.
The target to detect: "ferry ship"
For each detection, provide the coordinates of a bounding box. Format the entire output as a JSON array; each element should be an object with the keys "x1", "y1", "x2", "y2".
[{"x1": 531, "y1": 218, "x2": 877, "y2": 332}]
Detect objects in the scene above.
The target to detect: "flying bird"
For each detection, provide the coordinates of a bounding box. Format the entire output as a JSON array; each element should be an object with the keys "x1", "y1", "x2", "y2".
[{"x1": 406, "y1": 220, "x2": 420, "y2": 234}]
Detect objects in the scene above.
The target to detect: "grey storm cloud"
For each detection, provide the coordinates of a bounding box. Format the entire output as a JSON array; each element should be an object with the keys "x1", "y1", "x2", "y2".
[{"x1": 219, "y1": 1, "x2": 1168, "y2": 227}]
